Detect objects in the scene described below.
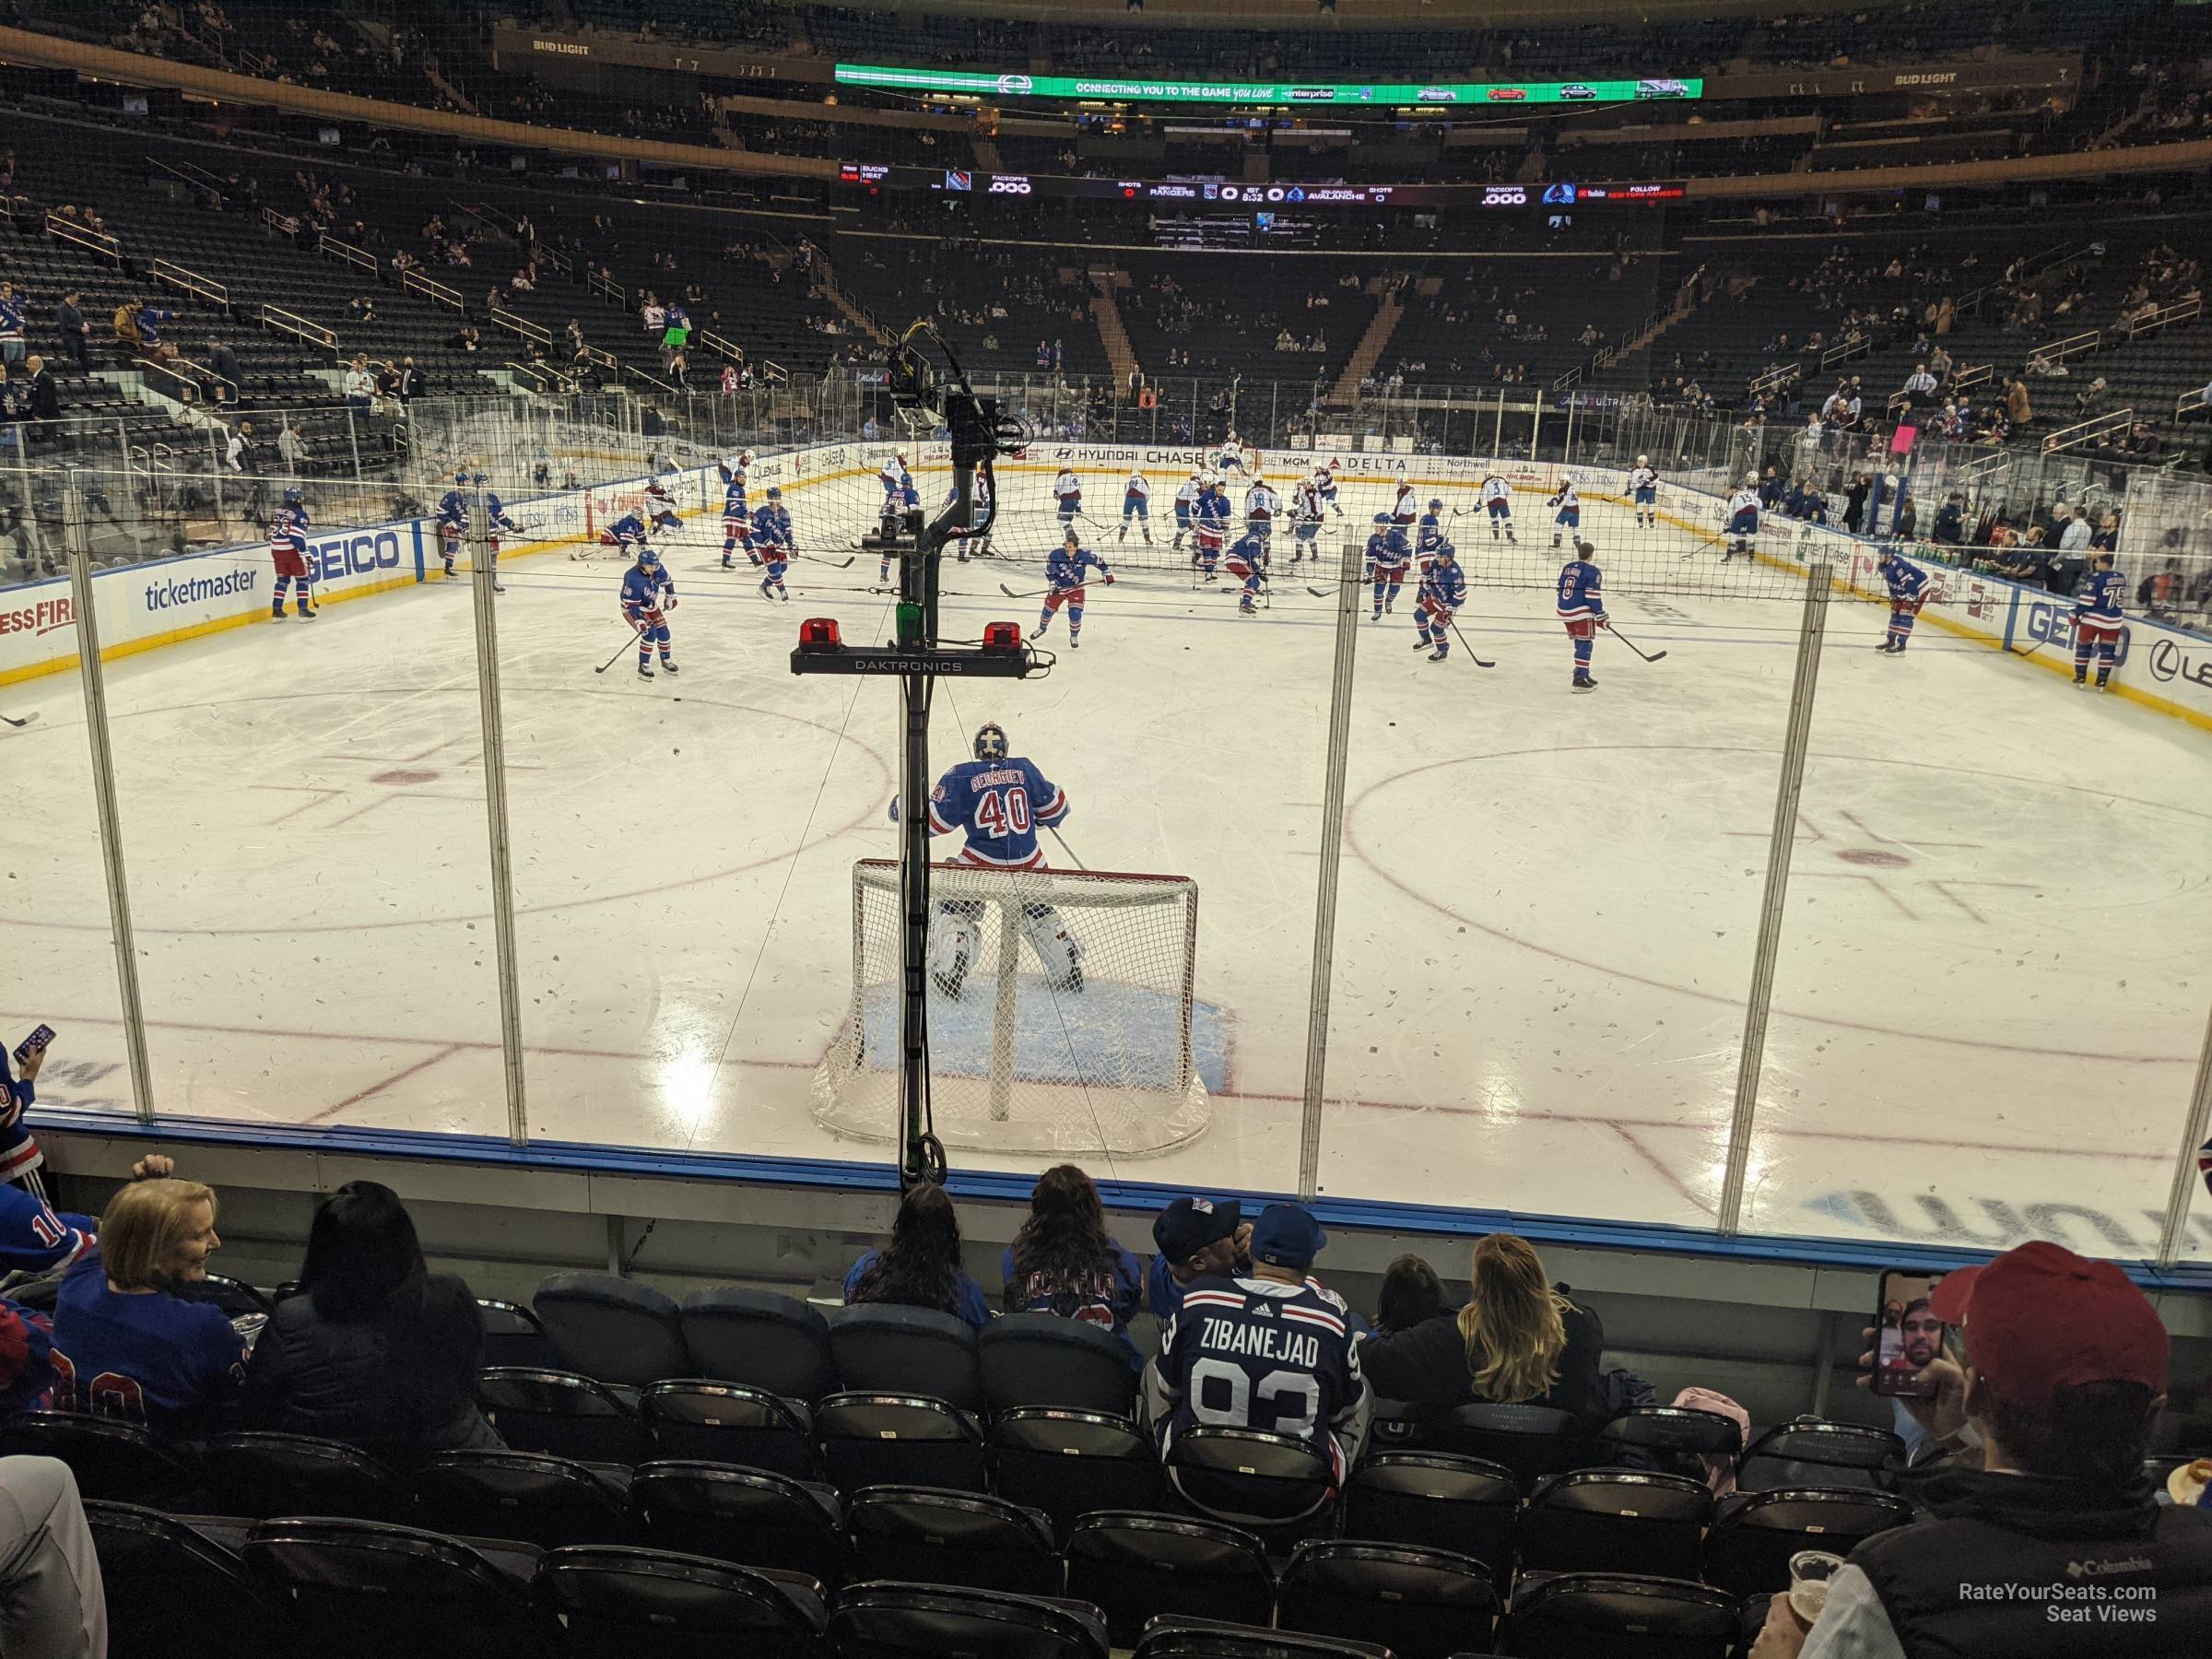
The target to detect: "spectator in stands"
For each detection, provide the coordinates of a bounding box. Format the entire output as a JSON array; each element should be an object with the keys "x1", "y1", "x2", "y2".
[
  {"x1": 1147, "y1": 1196, "x2": 1249, "y2": 1321},
  {"x1": 1843, "y1": 474, "x2": 1872, "y2": 535},
  {"x1": 223, "y1": 419, "x2": 257, "y2": 474},
  {"x1": 1900, "y1": 362, "x2": 1936, "y2": 412},
  {"x1": 52, "y1": 1160, "x2": 247, "y2": 1436},
  {"x1": 1001, "y1": 1164, "x2": 1143, "y2": 1366},
  {"x1": 1754, "y1": 1240, "x2": 2209, "y2": 1657},
  {"x1": 53, "y1": 291, "x2": 88, "y2": 374},
  {"x1": 242, "y1": 1181, "x2": 501, "y2": 1468},
  {"x1": 0, "y1": 1308, "x2": 108, "y2": 1657},
  {"x1": 342, "y1": 354, "x2": 373, "y2": 410},
  {"x1": 1373, "y1": 1254, "x2": 1447, "y2": 1337},
  {"x1": 0, "y1": 371, "x2": 27, "y2": 463},
  {"x1": 2006, "y1": 374, "x2": 2032, "y2": 429},
  {"x1": 20, "y1": 358, "x2": 56, "y2": 444},
  {"x1": 1356, "y1": 1233, "x2": 1608, "y2": 1430},
  {"x1": 276, "y1": 419, "x2": 308, "y2": 477},
  {"x1": 842, "y1": 1182, "x2": 991, "y2": 1330},
  {"x1": 206, "y1": 338, "x2": 241, "y2": 404},
  {"x1": 398, "y1": 357, "x2": 426, "y2": 404},
  {"x1": 111, "y1": 300, "x2": 143, "y2": 353},
  {"x1": 0, "y1": 282, "x2": 22, "y2": 371},
  {"x1": 448, "y1": 324, "x2": 481, "y2": 354},
  {"x1": 135, "y1": 306, "x2": 176, "y2": 365}
]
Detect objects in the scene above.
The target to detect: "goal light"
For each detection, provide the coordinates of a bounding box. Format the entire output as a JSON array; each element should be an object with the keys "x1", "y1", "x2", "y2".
[
  {"x1": 797, "y1": 618, "x2": 843, "y2": 652},
  {"x1": 982, "y1": 621, "x2": 1022, "y2": 653}
]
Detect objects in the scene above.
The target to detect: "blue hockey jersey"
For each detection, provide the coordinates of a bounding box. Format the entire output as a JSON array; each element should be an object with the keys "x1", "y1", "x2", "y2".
[
  {"x1": 1557, "y1": 557, "x2": 1606, "y2": 621},
  {"x1": 606, "y1": 512, "x2": 649, "y2": 547},
  {"x1": 751, "y1": 502, "x2": 794, "y2": 548},
  {"x1": 1157, "y1": 1275, "x2": 1364, "y2": 1476},
  {"x1": 2074, "y1": 568, "x2": 2125, "y2": 622},
  {"x1": 1420, "y1": 558, "x2": 1467, "y2": 610},
  {"x1": 1416, "y1": 513, "x2": 1446, "y2": 559},
  {"x1": 0, "y1": 1183, "x2": 96, "y2": 1274},
  {"x1": 1881, "y1": 554, "x2": 1931, "y2": 603},
  {"x1": 51, "y1": 1254, "x2": 248, "y2": 1435},
  {"x1": 619, "y1": 561, "x2": 673, "y2": 618},
  {"x1": 1046, "y1": 545, "x2": 1111, "y2": 592},
  {"x1": 1367, "y1": 527, "x2": 1412, "y2": 571},
  {"x1": 436, "y1": 488, "x2": 468, "y2": 529},
  {"x1": 483, "y1": 493, "x2": 519, "y2": 534},
  {"x1": 723, "y1": 474, "x2": 749, "y2": 516},
  {"x1": 268, "y1": 503, "x2": 310, "y2": 555},
  {"x1": 924, "y1": 755, "x2": 1070, "y2": 870}
]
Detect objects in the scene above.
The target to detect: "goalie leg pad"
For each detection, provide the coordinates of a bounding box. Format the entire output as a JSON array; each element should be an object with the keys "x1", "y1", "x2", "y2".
[
  {"x1": 929, "y1": 900, "x2": 983, "y2": 998},
  {"x1": 1019, "y1": 901, "x2": 1086, "y2": 992}
]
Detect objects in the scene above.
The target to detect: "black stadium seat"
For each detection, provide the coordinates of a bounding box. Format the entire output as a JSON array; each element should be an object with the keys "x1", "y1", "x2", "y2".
[
  {"x1": 478, "y1": 1368, "x2": 647, "y2": 1465},
  {"x1": 846, "y1": 1485, "x2": 1063, "y2": 1597},
  {"x1": 978, "y1": 1312, "x2": 1141, "y2": 1415},
  {"x1": 828, "y1": 1303, "x2": 986, "y2": 1412},
  {"x1": 533, "y1": 1272, "x2": 690, "y2": 1388},
  {"x1": 1702, "y1": 1487, "x2": 1913, "y2": 1599},
  {"x1": 1423, "y1": 1402, "x2": 1594, "y2": 1490},
  {"x1": 1163, "y1": 1426, "x2": 1336, "y2": 1529},
  {"x1": 1518, "y1": 1468, "x2": 1713, "y2": 1580},
  {"x1": 1500, "y1": 1571, "x2": 1741, "y2": 1659},
  {"x1": 1735, "y1": 1419, "x2": 1902, "y2": 1494},
  {"x1": 1275, "y1": 1540, "x2": 1500, "y2": 1659},
  {"x1": 86, "y1": 1500, "x2": 284, "y2": 1659},
  {"x1": 630, "y1": 1459, "x2": 852, "y2": 1589},
  {"x1": 678, "y1": 1288, "x2": 838, "y2": 1401},
  {"x1": 201, "y1": 1430, "x2": 411, "y2": 1523},
  {"x1": 1065, "y1": 1511, "x2": 1276, "y2": 1647},
  {"x1": 533, "y1": 1544, "x2": 828, "y2": 1659},
  {"x1": 411, "y1": 1449, "x2": 635, "y2": 1549},
  {"x1": 1337, "y1": 1451, "x2": 1518, "y2": 1586},
  {"x1": 990, "y1": 1407, "x2": 1161, "y2": 1543},
  {"x1": 477, "y1": 1299, "x2": 561, "y2": 1371},
  {"x1": 1135, "y1": 1616, "x2": 1394, "y2": 1659},
  {"x1": 827, "y1": 1581, "x2": 1111, "y2": 1659},
  {"x1": 241, "y1": 1517, "x2": 547, "y2": 1659},
  {"x1": 0, "y1": 1412, "x2": 194, "y2": 1506},
  {"x1": 814, "y1": 1391, "x2": 988, "y2": 1493},
  {"x1": 639, "y1": 1379, "x2": 818, "y2": 1478},
  {"x1": 1595, "y1": 1406, "x2": 1744, "y2": 1480}
]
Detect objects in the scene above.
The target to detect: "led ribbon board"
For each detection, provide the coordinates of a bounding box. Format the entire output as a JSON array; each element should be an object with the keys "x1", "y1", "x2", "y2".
[{"x1": 834, "y1": 65, "x2": 1703, "y2": 107}]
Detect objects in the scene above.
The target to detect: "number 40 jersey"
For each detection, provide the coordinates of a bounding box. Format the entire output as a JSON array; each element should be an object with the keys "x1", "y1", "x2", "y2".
[
  {"x1": 924, "y1": 756, "x2": 1070, "y2": 871},
  {"x1": 1158, "y1": 1274, "x2": 1366, "y2": 1478}
]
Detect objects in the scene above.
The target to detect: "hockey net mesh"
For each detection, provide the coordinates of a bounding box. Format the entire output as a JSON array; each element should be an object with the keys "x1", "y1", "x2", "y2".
[{"x1": 812, "y1": 859, "x2": 1208, "y2": 1158}]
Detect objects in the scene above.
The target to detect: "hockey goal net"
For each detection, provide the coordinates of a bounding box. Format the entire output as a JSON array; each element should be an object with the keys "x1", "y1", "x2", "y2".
[{"x1": 812, "y1": 859, "x2": 1209, "y2": 1158}]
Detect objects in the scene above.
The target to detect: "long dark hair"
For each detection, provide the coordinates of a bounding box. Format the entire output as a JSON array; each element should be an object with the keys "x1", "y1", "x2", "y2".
[
  {"x1": 1005, "y1": 1164, "x2": 1117, "y2": 1312},
  {"x1": 299, "y1": 1182, "x2": 428, "y2": 1322},
  {"x1": 851, "y1": 1183, "x2": 965, "y2": 1315},
  {"x1": 1375, "y1": 1253, "x2": 1446, "y2": 1335}
]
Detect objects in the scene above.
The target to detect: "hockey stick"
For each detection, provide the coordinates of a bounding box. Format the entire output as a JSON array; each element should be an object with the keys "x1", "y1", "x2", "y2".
[
  {"x1": 0, "y1": 712, "x2": 36, "y2": 728},
  {"x1": 1048, "y1": 826, "x2": 1086, "y2": 871},
  {"x1": 1444, "y1": 616, "x2": 1497, "y2": 668},
  {"x1": 999, "y1": 582, "x2": 1050, "y2": 599},
  {"x1": 799, "y1": 552, "x2": 857, "y2": 569},
  {"x1": 1603, "y1": 620, "x2": 1669, "y2": 664},
  {"x1": 594, "y1": 630, "x2": 645, "y2": 674}
]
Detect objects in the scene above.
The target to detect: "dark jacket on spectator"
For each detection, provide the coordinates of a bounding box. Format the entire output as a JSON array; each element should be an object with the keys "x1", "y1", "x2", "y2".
[
  {"x1": 208, "y1": 344, "x2": 241, "y2": 390},
  {"x1": 1931, "y1": 502, "x2": 1966, "y2": 545},
  {"x1": 55, "y1": 300, "x2": 86, "y2": 350},
  {"x1": 1357, "y1": 1300, "x2": 1609, "y2": 1430},
  {"x1": 241, "y1": 1270, "x2": 502, "y2": 1468},
  {"x1": 399, "y1": 365, "x2": 427, "y2": 401},
  {"x1": 25, "y1": 366, "x2": 57, "y2": 421}
]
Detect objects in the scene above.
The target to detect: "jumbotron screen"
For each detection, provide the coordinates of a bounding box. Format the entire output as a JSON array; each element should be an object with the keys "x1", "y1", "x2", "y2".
[{"x1": 835, "y1": 65, "x2": 1702, "y2": 108}]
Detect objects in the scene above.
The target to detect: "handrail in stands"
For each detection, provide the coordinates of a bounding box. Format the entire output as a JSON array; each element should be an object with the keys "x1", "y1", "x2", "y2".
[
  {"x1": 151, "y1": 260, "x2": 229, "y2": 308},
  {"x1": 2041, "y1": 406, "x2": 2134, "y2": 455},
  {"x1": 145, "y1": 154, "x2": 223, "y2": 209},
  {"x1": 488, "y1": 304, "x2": 552, "y2": 346},
  {"x1": 260, "y1": 303, "x2": 337, "y2": 353},
  {"x1": 401, "y1": 267, "x2": 464, "y2": 310},
  {"x1": 2029, "y1": 327, "x2": 2102, "y2": 367},
  {"x1": 46, "y1": 213, "x2": 123, "y2": 265},
  {"x1": 698, "y1": 329, "x2": 744, "y2": 363},
  {"x1": 320, "y1": 235, "x2": 379, "y2": 276},
  {"x1": 2122, "y1": 296, "x2": 2200, "y2": 342},
  {"x1": 1818, "y1": 334, "x2": 1871, "y2": 370},
  {"x1": 2177, "y1": 385, "x2": 2210, "y2": 418},
  {"x1": 1748, "y1": 362, "x2": 1800, "y2": 399},
  {"x1": 587, "y1": 267, "x2": 628, "y2": 309},
  {"x1": 1951, "y1": 362, "x2": 1994, "y2": 394}
]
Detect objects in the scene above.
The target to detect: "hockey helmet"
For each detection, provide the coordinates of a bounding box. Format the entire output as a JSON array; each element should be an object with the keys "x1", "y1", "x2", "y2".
[
  {"x1": 973, "y1": 722, "x2": 1009, "y2": 761},
  {"x1": 637, "y1": 547, "x2": 662, "y2": 569},
  {"x1": 454, "y1": 470, "x2": 469, "y2": 485},
  {"x1": 766, "y1": 485, "x2": 782, "y2": 500},
  {"x1": 1372, "y1": 512, "x2": 1393, "y2": 526},
  {"x1": 1428, "y1": 498, "x2": 1443, "y2": 511},
  {"x1": 282, "y1": 486, "x2": 303, "y2": 506},
  {"x1": 1746, "y1": 472, "x2": 1760, "y2": 486},
  {"x1": 1636, "y1": 453, "x2": 1650, "y2": 467},
  {"x1": 1432, "y1": 543, "x2": 1456, "y2": 560}
]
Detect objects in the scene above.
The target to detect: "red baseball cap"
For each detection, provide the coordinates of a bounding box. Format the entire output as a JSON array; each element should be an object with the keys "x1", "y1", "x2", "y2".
[{"x1": 1929, "y1": 1241, "x2": 2168, "y2": 1412}]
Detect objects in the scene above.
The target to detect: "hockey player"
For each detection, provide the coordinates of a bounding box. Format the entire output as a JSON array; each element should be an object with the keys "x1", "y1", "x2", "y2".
[
  {"x1": 1479, "y1": 472, "x2": 1516, "y2": 541},
  {"x1": 1876, "y1": 546, "x2": 1932, "y2": 654},
  {"x1": 942, "y1": 470, "x2": 994, "y2": 562},
  {"x1": 717, "y1": 448, "x2": 754, "y2": 488},
  {"x1": 268, "y1": 486, "x2": 314, "y2": 621},
  {"x1": 877, "y1": 455, "x2": 921, "y2": 582},
  {"x1": 877, "y1": 452, "x2": 906, "y2": 520},
  {"x1": 1289, "y1": 474, "x2": 1325, "y2": 564},
  {"x1": 475, "y1": 477, "x2": 520, "y2": 593},
  {"x1": 2071, "y1": 551, "x2": 2125, "y2": 690},
  {"x1": 1414, "y1": 542, "x2": 1465, "y2": 662},
  {"x1": 641, "y1": 477, "x2": 682, "y2": 535},
  {"x1": 1414, "y1": 499, "x2": 1448, "y2": 570},
  {"x1": 1366, "y1": 512, "x2": 1412, "y2": 620},
  {"x1": 1629, "y1": 455, "x2": 1661, "y2": 530},
  {"x1": 1215, "y1": 431, "x2": 1248, "y2": 477},
  {"x1": 1558, "y1": 536, "x2": 1607, "y2": 693},
  {"x1": 1192, "y1": 474, "x2": 1231, "y2": 579},
  {"x1": 1723, "y1": 474, "x2": 1762, "y2": 563},
  {"x1": 889, "y1": 721, "x2": 1083, "y2": 997},
  {"x1": 752, "y1": 485, "x2": 794, "y2": 603},
  {"x1": 434, "y1": 470, "x2": 470, "y2": 575},
  {"x1": 1147, "y1": 1203, "x2": 1369, "y2": 1514},
  {"x1": 1223, "y1": 525, "x2": 1269, "y2": 616},
  {"x1": 1118, "y1": 467, "x2": 1152, "y2": 544},
  {"x1": 1038, "y1": 526, "x2": 1114, "y2": 649},
  {"x1": 619, "y1": 546, "x2": 678, "y2": 679},
  {"x1": 1390, "y1": 479, "x2": 1418, "y2": 531},
  {"x1": 1244, "y1": 476, "x2": 1280, "y2": 547},
  {"x1": 1316, "y1": 459, "x2": 1343, "y2": 517},
  {"x1": 1054, "y1": 464, "x2": 1083, "y2": 529},
  {"x1": 598, "y1": 508, "x2": 651, "y2": 559},
  {"x1": 1547, "y1": 477, "x2": 1582, "y2": 549},
  {"x1": 1171, "y1": 470, "x2": 1200, "y2": 550},
  {"x1": 721, "y1": 460, "x2": 754, "y2": 570}
]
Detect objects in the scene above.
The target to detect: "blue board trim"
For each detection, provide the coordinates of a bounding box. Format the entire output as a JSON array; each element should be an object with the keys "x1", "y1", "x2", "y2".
[{"x1": 36, "y1": 1108, "x2": 2212, "y2": 1291}]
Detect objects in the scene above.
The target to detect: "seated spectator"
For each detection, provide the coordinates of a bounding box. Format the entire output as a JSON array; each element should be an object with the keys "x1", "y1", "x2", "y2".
[
  {"x1": 1931, "y1": 494, "x2": 1967, "y2": 545},
  {"x1": 0, "y1": 1177, "x2": 95, "y2": 1284},
  {"x1": 1356, "y1": 1233, "x2": 1607, "y2": 1430},
  {"x1": 1374, "y1": 1253, "x2": 1447, "y2": 1336},
  {"x1": 1751, "y1": 1241, "x2": 2210, "y2": 1657},
  {"x1": 1000, "y1": 1164, "x2": 1142, "y2": 1365},
  {"x1": 1147, "y1": 1203, "x2": 1370, "y2": 1514},
  {"x1": 242, "y1": 1181, "x2": 500, "y2": 1468},
  {"x1": 51, "y1": 1163, "x2": 247, "y2": 1435},
  {"x1": 843, "y1": 1182, "x2": 991, "y2": 1330},
  {"x1": 1147, "y1": 1196, "x2": 1249, "y2": 1320},
  {"x1": 0, "y1": 1304, "x2": 108, "y2": 1659}
]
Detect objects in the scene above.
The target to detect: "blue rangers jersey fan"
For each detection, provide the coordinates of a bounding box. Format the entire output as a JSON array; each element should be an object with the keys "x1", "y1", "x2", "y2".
[{"x1": 1157, "y1": 1273, "x2": 1364, "y2": 1481}]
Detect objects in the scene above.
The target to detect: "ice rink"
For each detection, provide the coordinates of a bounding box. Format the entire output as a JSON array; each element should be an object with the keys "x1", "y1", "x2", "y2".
[{"x1": 9, "y1": 468, "x2": 2211, "y2": 1258}]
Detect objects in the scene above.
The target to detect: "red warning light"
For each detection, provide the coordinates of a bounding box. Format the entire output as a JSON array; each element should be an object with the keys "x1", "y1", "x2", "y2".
[
  {"x1": 798, "y1": 618, "x2": 843, "y2": 651},
  {"x1": 982, "y1": 621, "x2": 1023, "y2": 652}
]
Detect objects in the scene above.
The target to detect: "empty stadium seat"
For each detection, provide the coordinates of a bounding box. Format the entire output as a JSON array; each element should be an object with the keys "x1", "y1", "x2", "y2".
[
  {"x1": 846, "y1": 1485, "x2": 1062, "y2": 1597},
  {"x1": 677, "y1": 1288, "x2": 837, "y2": 1400},
  {"x1": 814, "y1": 1392, "x2": 987, "y2": 1493},
  {"x1": 533, "y1": 1273, "x2": 689, "y2": 1387},
  {"x1": 533, "y1": 1543, "x2": 828, "y2": 1659},
  {"x1": 1519, "y1": 1468, "x2": 1713, "y2": 1580},
  {"x1": 979, "y1": 1312, "x2": 1141, "y2": 1416},
  {"x1": 1275, "y1": 1539, "x2": 1500, "y2": 1659},
  {"x1": 630, "y1": 1459, "x2": 852, "y2": 1589},
  {"x1": 86, "y1": 1500, "x2": 283, "y2": 1659},
  {"x1": 411, "y1": 1449, "x2": 635, "y2": 1550},
  {"x1": 1065, "y1": 1511, "x2": 1276, "y2": 1647},
  {"x1": 827, "y1": 1302, "x2": 986, "y2": 1412},
  {"x1": 1702, "y1": 1487, "x2": 1914, "y2": 1599},
  {"x1": 241, "y1": 1517, "x2": 546, "y2": 1659},
  {"x1": 477, "y1": 1368, "x2": 647, "y2": 1465},
  {"x1": 638, "y1": 1379, "x2": 817, "y2": 1478},
  {"x1": 201, "y1": 1430, "x2": 410, "y2": 1523},
  {"x1": 1500, "y1": 1571, "x2": 1741, "y2": 1659},
  {"x1": 827, "y1": 1581, "x2": 1111, "y2": 1659},
  {"x1": 1163, "y1": 1426, "x2": 1336, "y2": 1529},
  {"x1": 1337, "y1": 1451, "x2": 1518, "y2": 1586},
  {"x1": 990, "y1": 1407, "x2": 1161, "y2": 1543}
]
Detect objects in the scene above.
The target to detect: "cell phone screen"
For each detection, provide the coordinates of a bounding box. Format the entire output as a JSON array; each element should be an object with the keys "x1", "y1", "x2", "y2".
[
  {"x1": 11, "y1": 1026, "x2": 53, "y2": 1067},
  {"x1": 1873, "y1": 1268, "x2": 1948, "y2": 1398}
]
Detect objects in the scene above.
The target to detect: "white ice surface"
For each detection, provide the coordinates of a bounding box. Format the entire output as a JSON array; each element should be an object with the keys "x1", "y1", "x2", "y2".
[{"x1": 7, "y1": 478, "x2": 2209, "y2": 1258}]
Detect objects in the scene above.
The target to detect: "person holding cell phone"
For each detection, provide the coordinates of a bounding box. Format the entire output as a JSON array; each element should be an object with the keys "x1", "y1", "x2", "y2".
[{"x1": 0, "y1": 1026, "x2": 55, "y2": 1201}]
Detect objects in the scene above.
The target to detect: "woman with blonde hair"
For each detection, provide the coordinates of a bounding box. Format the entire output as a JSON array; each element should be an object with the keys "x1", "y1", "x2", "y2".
[
  {"x1": 52, "y1": 1167, "x2": 248, "y2": 1436},
  {"x1": 1359, "y1": 1233, "x2": 1608, "y2": 1429}
]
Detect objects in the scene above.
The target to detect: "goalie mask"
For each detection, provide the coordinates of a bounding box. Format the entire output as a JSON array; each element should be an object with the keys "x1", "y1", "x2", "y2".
[{"x1": 973, "y1": 722, "x2": 1009, "y2": 762}]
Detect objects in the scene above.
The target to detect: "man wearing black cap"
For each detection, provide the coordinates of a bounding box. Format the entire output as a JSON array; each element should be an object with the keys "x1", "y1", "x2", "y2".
[
  {"x1": 1751, "y1": 1240, "x2": 2212, "y2": 1658},
  {"x1": 1147, "y1": 1195, "x2": 1252, "y2": 1322},
  {"x1": 1147, "y1": 1202, "x2": 1370, "y2": 1520}
]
